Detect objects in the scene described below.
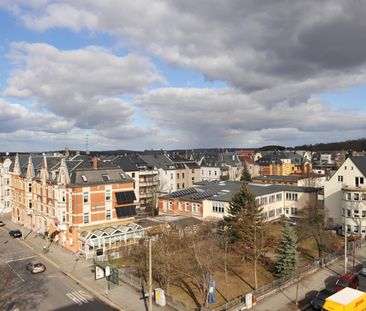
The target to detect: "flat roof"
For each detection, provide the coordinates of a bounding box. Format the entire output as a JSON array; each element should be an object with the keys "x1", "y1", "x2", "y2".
[{"x1": 326, "y1": 287, "x2": 365, "y2": 305}]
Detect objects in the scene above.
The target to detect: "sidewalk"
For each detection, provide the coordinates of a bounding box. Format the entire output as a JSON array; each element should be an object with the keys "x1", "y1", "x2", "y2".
[
  {"x1": 3, "y1": 215, "x2": 175, "y2": 311},
  {"x1": 252, "y1": 247, "x2": 366, "y2": 311}
]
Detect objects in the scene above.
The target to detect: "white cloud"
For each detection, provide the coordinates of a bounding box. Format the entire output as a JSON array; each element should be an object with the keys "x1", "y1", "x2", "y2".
[
  {"x1": 0, "y1": 98, "x2": 72, "y2": 133},
  {"x1": 4, "y1": 42, "x2": 164, "y2": 129},
  {"x1": 136, "y1": 87, "x2": 366, "y2": 147}
]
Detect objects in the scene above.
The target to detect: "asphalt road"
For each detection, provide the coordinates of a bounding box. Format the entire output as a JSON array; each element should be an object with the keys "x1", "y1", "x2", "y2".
[
  {"x1": 304, "y1": 254, "x2": 366, "y2": 310},
  {"x1": 0, "y1": 228, "x2": 117, "y2": 311}
]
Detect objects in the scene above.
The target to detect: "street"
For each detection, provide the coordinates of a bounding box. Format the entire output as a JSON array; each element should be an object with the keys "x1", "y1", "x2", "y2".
[
  {"x1": 303, "y1": 257, "x2": 366, "y2": 311},
  {"x1": 0, "y1": 228, "x2": 117, "y2": 311}
]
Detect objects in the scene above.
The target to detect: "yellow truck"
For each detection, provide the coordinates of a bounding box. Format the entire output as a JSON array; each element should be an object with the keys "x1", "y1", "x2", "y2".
[{"x1": 323, "y1": 287, "x2": 366, "y2": 311}]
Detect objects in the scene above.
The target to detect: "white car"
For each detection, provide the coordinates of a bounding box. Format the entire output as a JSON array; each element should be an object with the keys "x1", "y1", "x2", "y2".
[{"x1": 360, "y1": 267, "x2": 366, "y2": 277}]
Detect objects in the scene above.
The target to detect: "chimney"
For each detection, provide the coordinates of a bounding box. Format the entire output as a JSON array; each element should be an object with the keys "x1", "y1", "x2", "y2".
[
  {"x1": 63, "y1": 147, "x2": 70, "y2": 157},
  {"x1": 92, "y1": 156, "x2": 98, "y2": 170}
]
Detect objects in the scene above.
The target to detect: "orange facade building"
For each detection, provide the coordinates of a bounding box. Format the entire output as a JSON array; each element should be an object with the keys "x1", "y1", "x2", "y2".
[{"x1": 10, "y1": 154, "x2": 137, "y2": 254}]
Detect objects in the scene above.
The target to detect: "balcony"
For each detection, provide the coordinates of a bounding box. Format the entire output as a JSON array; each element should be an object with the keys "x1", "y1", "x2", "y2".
[
  {"x1": 139, "y1": 170, "x2": 158, "y2": 176},
  {"x1": 139, "y1": 192, "x2": 154, "y2": 199},
  {"x1": 139, "y1": 180, "x2": 159, "y2": 187},
  {"x1": 342, "y1": 184, "x2": 366, "y2": 191}
]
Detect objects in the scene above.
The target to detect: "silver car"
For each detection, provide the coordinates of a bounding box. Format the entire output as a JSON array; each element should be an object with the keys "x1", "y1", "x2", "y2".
[
  {"x1": 360, "y1": 266, "x2": 366, "y2": 276},
  {"x1": 26, "y1": 261, "x2": 46, "y2": 274}
]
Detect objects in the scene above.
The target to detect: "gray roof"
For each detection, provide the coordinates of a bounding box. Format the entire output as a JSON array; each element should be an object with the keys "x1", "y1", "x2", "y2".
[
  {"x1": 253, "y1": 175, "x2": 303, "y2": 182},
  {"x1": 140, "y1": 153, "x2": 175, "y2": 170},
  {"x1": 70, "y1": 168, "x2": 133, "y2": 187},
  {"x1": 350, "y1": 156, "x2": 366, "y2": 176},
  {"x1": 161, "y1": 180, "x2": 318, "y2": 203}
]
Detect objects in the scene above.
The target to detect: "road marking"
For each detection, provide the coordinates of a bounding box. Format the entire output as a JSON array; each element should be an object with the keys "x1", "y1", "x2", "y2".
[
  {"x1": 6, "y1": 262, "x2": 25, "y2": 282},
  {"x1": 66, "y1": 290, "x2": 94, "y2": 305},
  {"x1": 5, "y1": 255, "x2": 37, "y2": 263}
]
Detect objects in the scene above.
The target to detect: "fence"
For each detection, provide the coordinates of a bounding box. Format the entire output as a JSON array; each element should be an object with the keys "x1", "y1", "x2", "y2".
[{"x1": 115, "y1": 246, "x2": 358, "y2": 311}]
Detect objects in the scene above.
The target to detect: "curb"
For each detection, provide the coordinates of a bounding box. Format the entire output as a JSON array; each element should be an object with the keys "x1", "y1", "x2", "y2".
[
  {"x1": 1, "y1": 227, "x2": 125, "y2": 311},
  {"x1": 20, "y1": 239, "x2": 125, "y2": 311}
]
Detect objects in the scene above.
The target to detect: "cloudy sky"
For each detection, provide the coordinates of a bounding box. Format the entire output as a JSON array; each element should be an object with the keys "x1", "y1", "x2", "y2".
[{"x1": 1, "y1": 0, "x2": 366, "y2": 151}]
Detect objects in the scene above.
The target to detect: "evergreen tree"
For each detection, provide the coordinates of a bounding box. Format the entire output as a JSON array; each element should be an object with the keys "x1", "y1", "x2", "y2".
[
  {"x1": 224, "y1": 183, "x2": 265, "y2": 289},
  {"x1": 240, "y1": 163, "x2": 252, "y2": 181},
  {"x1": 273, "y1": 223, "x2": 298, "y2": 278}
]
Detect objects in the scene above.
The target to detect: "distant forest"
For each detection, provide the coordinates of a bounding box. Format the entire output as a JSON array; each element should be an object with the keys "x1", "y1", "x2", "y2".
[{"x1": 295, "y1": 138, "x2": 366, "y2": 152}]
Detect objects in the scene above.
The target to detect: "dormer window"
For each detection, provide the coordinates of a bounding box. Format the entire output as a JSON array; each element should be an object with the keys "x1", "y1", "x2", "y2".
[
  {"x1": 102, "y1": 174, "x2": 110, "y2": 182},
  {"x1": 81, "y1": 175, "x2": 87, "y2": 182}
]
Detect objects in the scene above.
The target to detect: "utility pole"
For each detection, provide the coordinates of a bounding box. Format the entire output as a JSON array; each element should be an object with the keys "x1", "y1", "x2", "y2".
[
  {"x1": 344, "y1": 215, "x2": 348, "y2": 274},
  {"x1": 149, "y1": 238, "x2": 153, "y2": 311}
]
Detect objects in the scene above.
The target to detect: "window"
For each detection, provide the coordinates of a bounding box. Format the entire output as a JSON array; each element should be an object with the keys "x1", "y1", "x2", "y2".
[
  {"x1": 168, "y1": 201, "x2": 173, "y2": 210},
  {"x1": 83, "y1": 191, "x2": 89, "y2": 204},
  {"x1": 105, "y1": 189, "x2": 111, "y2": 202},
  {"x1": 81, "y1": 175, "x2": 87, "y2": 182},
  {"x1": 62, "y1": 211, "x2": 66, "y2": 222},
  {"x1": 83, "y1": 213, "x2": 89, "y2": 224},
  {"x1": 177, "y1": 173, "x2": 180, "y2": 179},
  {"x1": 132, "y1": 173, "x2": 135, "y2": 178},
  {"x1": 192, "y1": 177, "x2": 195, "y2": 182},
  {"x1": 347, "y1": 209, "x2": 351, "y2": 217},
  {"x1": 62, "y1": 192, "x2": 66, "y2": 202},
  {"x1": 102, "y1": 174, "x2": 110, "y2": 182},
  {"x1": 215, "y1": 171, "x2": 217, "y2": 176},
  {"x1": 177, "y1": 183, "x2": 180, "y2": 189},
  {"x1": 276, "y1": 193, "x2": 282, "y2": 201},
  {"x1": 354, "y1": 210, "x2": 359, "y2": 218},
  {"x1": 346, "y1": 193, "x2": 352, "y2": 200},
  {"x1": 362, "y1": 193, "x2": 366, "y2": 201},
  {"x1": 354, "y1": 193, "x2": 360, "y2": 201},
  {"x1": 192, "y1": 169, "x2": 194, "y2": 173},
  {"x1": 178, "y1": 202, "x2": 183, "y2": 210},
  {"x1": 182, "y1": 183, "x2": 185, "y2": 188},
  {"x1": 268, "y1": 210, "x2": 275, "y2": 218},
  {"x1": 362, "y1": 211, "x2": 366, "y2": 218},
  {"x1": 338, "y1": 175, "x2": 343, "y2": 182},
  {"x1": 28, "y1": 201, "x2": 32, "y2": 209},
  {"x1": 28, "y1": 183, "x2": 32, "y2": 193},
  {"x1": 185, "y1": 202, "x2": 189, "y2": 211},
  {"x1": 212, "y1": 202, "x2": 225, "y2": 213},
  {"x1": 182, "y1": 173, "x2": 185, "y2": 178},
  {"x1": 171, "y1": 173, "x2": 173, "y2": 180},
  {"x1": 106, "y1": 210, "x2": 111, "y2": 220},
  {"x1": 361, "y1": 177, "x2": 365, "y2": 185},
  {"x1": 345, "y1": 166, "x2": 347, "y2": 170}
]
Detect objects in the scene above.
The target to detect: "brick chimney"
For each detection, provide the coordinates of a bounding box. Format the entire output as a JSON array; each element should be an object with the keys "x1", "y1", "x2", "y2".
[{"x1": 92, "y1": 156, "x2": 98, "y2": 170}]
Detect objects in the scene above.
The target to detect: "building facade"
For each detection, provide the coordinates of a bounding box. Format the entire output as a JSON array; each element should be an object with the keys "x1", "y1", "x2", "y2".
[{"x1": 324, "y1": 156, "x2": 366, "y2": 237}]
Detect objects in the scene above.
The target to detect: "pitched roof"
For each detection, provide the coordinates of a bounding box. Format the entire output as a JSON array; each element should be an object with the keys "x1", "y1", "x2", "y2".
[{"x1": 350, "y1": 156, "x2": 366, "y2": 176}]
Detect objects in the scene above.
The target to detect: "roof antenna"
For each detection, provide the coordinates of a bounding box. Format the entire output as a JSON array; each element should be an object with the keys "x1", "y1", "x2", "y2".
[{"x1": 86, "y1": 134, "x2": 90, "y2": 155}]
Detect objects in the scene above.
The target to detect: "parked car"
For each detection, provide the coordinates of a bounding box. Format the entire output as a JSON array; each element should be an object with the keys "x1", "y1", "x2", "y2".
[
  {"x1": 334, "y1": 272, "x2": 359, "y2": 291},
  {"x1": 9, "y1": 230, "x2": 22, "y2": 238},
  {"x1": 0, "y1": 220, "x2": 5, "y2": 227},
  {"x1": 310, "y1": 288, "x2": 335, "y2": 310},
  {"x1": 26, "y1": 261, "x2": 46, "y2": 274},
  {"x1": 359, "y1": 267, "x2": 366, "y2": 277}
]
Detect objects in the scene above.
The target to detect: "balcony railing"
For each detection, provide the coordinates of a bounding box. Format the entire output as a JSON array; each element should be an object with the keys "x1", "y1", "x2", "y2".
[
  {"x1": 139, "y1": 180, "x2": 159, "y2": 187},
  {"x1": 139, "y1": 170, "x2": 158, "y2": 176}
]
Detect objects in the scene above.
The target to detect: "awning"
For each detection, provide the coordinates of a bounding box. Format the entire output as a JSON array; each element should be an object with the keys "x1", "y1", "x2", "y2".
[
  {"x1": 115, "y1": 205, "x2": 136, "y2": 218},
  {"x1": 115, "y1": 191, "x2": 136, "y2": 204}
]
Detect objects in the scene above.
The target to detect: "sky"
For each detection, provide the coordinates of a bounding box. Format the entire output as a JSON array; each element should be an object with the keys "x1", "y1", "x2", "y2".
[{"x1": 0, "y1": 1, "x2": 366, "y2": 152}]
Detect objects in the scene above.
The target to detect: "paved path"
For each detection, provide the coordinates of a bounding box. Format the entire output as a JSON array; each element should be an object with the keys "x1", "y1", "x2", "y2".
[
  {"x1": 0, "y1": 228, "x2": 116, "y2": 311},
  {"x1": 2, "y1": 214, "x2": 175, "y2": 311},
  {"x1": 252, "y1": 246, "x2": 366, "y2": 311}
]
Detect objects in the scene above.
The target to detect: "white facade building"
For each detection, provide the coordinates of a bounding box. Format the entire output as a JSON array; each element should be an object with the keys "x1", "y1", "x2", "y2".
[{"x1": 324, "y1": 156, "x2": 366, "y2": 237}]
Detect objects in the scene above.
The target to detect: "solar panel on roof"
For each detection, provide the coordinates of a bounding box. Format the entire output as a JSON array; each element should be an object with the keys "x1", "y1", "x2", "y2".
[{"x1": 171, "y1": 187, "x2": 197, "y2": 197}]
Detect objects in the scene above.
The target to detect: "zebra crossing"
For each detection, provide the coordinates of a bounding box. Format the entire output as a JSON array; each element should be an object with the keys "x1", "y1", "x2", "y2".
[{"x1": 66, "y1": 290, "x2": 94, "y2": 305}]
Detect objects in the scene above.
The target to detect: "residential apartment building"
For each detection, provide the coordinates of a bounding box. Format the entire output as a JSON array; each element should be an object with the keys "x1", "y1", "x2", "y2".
[
  {"x1": 324, "y1": 156, "x2": 366, "y2": 237},
  {"x1": 0, "y1": 156, "x2": 12, "y2": 214},
  {"x1": 140, "y1": 151, "x2": 202, "y2": 194},
  {"x1": 9, "y1": 154, "x2": 138, "y2": 256},
  {"x1": 158, "y1": 181, "x2": 318, "y2": 222},
  {"x1": 112, "y1": 155, "x2": 159, "y2": 211}
]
